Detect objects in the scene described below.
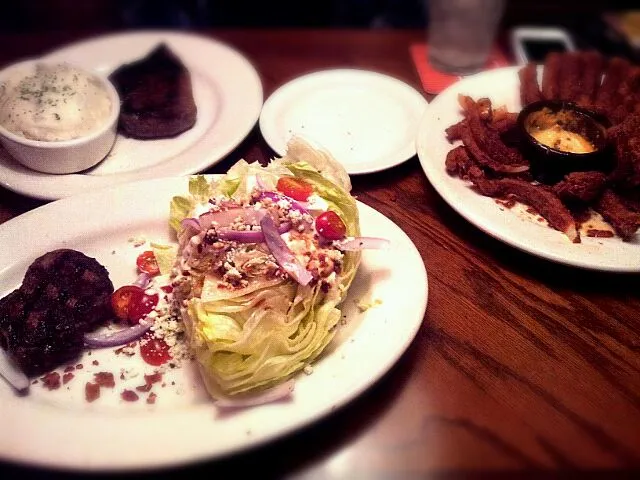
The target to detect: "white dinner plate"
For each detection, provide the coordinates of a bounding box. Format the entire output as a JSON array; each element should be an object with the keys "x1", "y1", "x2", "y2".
[
  {"x1": 0, "y1": 176, "x2": 428, "y2": 471},
  {"x1": 260, "y1": 69, "x2": 428, "y2": 175},
  {"x1": 416, "y1": 66, "x2": 640, "y2": 272},
  {"x1": 0, "y1": 31, "x2": 263, "y2": 201}
]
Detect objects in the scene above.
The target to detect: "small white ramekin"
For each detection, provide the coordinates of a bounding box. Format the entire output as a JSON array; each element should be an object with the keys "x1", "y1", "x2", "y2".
[{"x1": 0, "y1": 59, "x2": 120, "y2": 174}]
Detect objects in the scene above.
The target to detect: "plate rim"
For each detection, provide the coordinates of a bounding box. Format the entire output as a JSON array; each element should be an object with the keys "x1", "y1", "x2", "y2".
[
  {"x1": 0, "y1": 30, "x2": 264, "y2": 201},
  {"x1": 0, "y1": 175, "x2": 428, "y2": 471},
  {"x1": 416, "y1": 65, "x2": 640, "y2": 273},
  {"x1": 259, "y1": 68, "x2": 429, "y2": 175}
]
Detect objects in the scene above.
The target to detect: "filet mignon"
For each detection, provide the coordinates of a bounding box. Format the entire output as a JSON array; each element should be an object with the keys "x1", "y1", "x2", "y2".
[
  {"x1": 0, "y1": 249, "x2": 114, "y2": 376},
  {"x1": 109, "y1": 44, "x2": 197, "y2": 139}
]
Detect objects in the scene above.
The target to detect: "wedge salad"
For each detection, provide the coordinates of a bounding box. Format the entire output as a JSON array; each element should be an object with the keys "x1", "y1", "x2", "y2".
[
  {"x1": 167, "y1": 137, "x2": 386, "y2": 404},
  {"x1": 0, "y1": 137, "x2": 386, "y2": 406}
]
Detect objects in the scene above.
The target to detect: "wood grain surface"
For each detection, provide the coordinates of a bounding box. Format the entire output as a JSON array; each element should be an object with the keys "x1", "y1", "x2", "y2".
[{"x1": 0, "y1": 29, "x2": 638, "y2": 478}]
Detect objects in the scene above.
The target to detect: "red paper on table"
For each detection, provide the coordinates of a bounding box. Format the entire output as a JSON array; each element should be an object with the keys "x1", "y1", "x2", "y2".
[{"x1": 410, "y1": 43, "x2": 511, "y2": 95}]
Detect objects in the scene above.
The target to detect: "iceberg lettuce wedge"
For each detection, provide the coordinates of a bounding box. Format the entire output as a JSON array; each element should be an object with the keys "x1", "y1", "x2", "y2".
[{"x1": 170, "y1": 137, "x2": 361, "y2": 399}]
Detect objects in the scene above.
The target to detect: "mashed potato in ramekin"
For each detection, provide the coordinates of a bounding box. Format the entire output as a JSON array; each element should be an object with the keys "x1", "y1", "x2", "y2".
[{"x1": 0, "y1": 62, "x2": 112, "y2": 142}]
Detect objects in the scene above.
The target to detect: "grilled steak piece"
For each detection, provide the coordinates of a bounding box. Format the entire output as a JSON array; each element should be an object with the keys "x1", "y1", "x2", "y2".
[
  {"x1": 0, "y1": 249, "x2": 114, "y2": 376},
  {"x1": 109, "y1": 44, "x2": 197, "y2": 139}
]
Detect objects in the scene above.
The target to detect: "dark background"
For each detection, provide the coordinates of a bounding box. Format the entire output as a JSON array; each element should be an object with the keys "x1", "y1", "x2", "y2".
[
  {"x1": 0, "y1": 0, "x2": 635, "y2": 29},
  {"x1": 1, "y1": 0, "x2": 638, "y2": 60}
]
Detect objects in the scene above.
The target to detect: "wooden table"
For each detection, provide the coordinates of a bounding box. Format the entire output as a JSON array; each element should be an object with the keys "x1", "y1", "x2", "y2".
[{"x1": 1, "y1": 29, "x2": 639, "y2": 478}]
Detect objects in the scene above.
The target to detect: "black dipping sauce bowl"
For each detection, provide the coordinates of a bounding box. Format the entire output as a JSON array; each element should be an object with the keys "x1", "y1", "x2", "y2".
[{"x1": 517, "y1": 100, "x2": 612, "y2": 184}]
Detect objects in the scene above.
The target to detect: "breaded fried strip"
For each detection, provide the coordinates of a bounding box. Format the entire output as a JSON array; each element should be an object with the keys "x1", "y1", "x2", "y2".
[
  {"x1": 455, "y1": 97, "x2": 529, "y2": 174},
  {"x1": 489, "y1": 111, "x2": 518, "y2": 135},
  {"x1": 617, "y1": 188, "x2": 640, "y2": 213},
  {"x1": 607, "y1": 113, "x2": 640, "y2": 140},
  {"x1": 445, "y1": 145, "x2": 474, "y2": 177},
  {"x1": 615, "y1": 67, "x2": 640, "y2": 122},
  {"x1": 519, "y1": 63, "x2": 542, "y2": 106},
  {"x1": 611, "y1": 135, "x2": 640, "y2": 189},
  {"x1": 594, "y1": 189, "x2": 640, "y2": 240},
  {"x1": 552, "y1": 171, "x2": 608, "y2": 203},
  {"x1": 595, "y1": 57, "x2": 631, "y2": 119},
  {"x1": 576, "y1": 51, "x2": 605, "y2": 106},
  {"x1": 459, "y1": 95, "x2": 492, "y2": 120},
  {"x1": 466, "y1": 104, "x2": 528, "y2": 169},
  {"x1": 472, "y1": 177, "x2": 579, "y2": 242},
  {"x1": 608, "y1": 114, "x2": 640, "y2": 189},
  {"x1": 458, "y1": 124, "x2": 527, "y2": 174},
  {"x1": 558, "y1": 52, "x2": 584, "y2": 102},
  {"x1": 541, "y1": 52, "x2": 562, "y2": 100},
  {"x1": 445, "y1": 120, "x2": 466, "y2": 143}
]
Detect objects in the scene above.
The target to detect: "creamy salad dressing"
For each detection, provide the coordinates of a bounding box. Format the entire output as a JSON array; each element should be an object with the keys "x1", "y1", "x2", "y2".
[{"x1": 0, "y1": 63, "x2": 112, "y2": 141}]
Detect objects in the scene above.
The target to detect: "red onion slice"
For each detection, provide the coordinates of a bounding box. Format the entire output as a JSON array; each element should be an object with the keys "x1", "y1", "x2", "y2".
[
  {"x1": 83, "y1": 321, "x2": 152, "y2": 349},
  {"x1": 261, "y1": 215, "x2": 312, "y2": 286},
  {"x1": 217, "y1": 221, "x2": 292, "y2": 243},
  {"x1": 180, "y1": 217, "x2": 201, "y2": 232},
  {"x1": 133, "y1": 272, "x2": 151, "y2": 289},
  {"x1": 255, "y1": 174, "x2": 268, "y2": 191},
  {"x1": 0, "y1": 349, "x2": 29, "y2": 392},
  {"x1": 334, "y1": 237, "x2": 390, "y2": 251},
  {"x1": 199, "y1": 208, "x2": 267, "y2": 230},
  {"x1": 257, "y1": 192, "x2": 309, "y2": 215},
  {"x1": 215, "y1": 379, "x2": 295, "y2": 409}
]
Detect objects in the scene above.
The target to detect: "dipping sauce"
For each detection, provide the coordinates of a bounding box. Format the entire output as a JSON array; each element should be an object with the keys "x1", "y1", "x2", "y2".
[
  {"x1": 525, "y1": 107, "x2": 596, "y2": 154},
  {"x1": 0, "y1": 63, "x2": 112, "y2": 142},
  {"x1": 517, "y1": 100, "x2": 611, "y2": 185}
]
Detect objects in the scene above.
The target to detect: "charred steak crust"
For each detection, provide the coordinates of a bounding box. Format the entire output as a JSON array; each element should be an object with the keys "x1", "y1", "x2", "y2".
[
  {"x1": 0, "y1": 249, "x2": 114, "y2": 376},
  {"x1": 109, "y1": 44, "x2": 197, "y2": 139}
]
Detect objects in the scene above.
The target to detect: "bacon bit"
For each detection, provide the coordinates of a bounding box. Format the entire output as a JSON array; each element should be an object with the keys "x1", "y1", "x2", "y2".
[
  {"x1": 41, "y1": 372, "x2": 61, "y2": 390},
  {"x1": 63, "y1": 365, "x2": 75, "y2": 373},
  {"x1": 587, "y1": 229, "x2": 615, "y2": 238},
  {"x1": 62, "y1": 372, "x2": 74, "y2": 384},
  {"x1": 94, "y1": 372, "x2": 115, "y2": 388},
  {"x1": 144, "y1": 372, "x2": 163, "y2": 385},
  {"x1": 146, "y1": 392, "x2": 157, "y2": 404},
  {"x1": 135, "y1": 371, "x2": 163, "y2": 392},
  {"x1": 120, "y1": 371, "x2": 125, "y2": 380},
  {"x1": 121, "y1": 390, "x2": 139, "y2": 402},
  {"x1": 76, "y1": 364, "x2": 83, "y2": 369},
  {"x1": 92, "y1": 360, "x2": 99, "y2": 366},
  {"x1": 85, "y1": 382, "x2": 100, "y2": 402}
]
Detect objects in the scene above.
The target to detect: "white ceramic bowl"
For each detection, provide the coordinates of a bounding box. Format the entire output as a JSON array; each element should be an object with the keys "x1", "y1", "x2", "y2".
[{"x1": 0, "y1": 59, "x2": 120, "y2": 174}]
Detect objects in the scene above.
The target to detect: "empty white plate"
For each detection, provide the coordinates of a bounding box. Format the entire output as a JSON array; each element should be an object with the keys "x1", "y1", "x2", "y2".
[{"x1": 260, "y1": 69, "x2": 428, "y2": 175}]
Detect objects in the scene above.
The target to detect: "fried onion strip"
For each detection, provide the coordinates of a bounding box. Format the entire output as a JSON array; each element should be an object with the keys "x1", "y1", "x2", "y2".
[
  {"x1": 558, "y1": 52, "x2": 584, "y2": 102},
  {"x1": 594, "y1": 189, "x2": 640, "y2": 241},
  {"x1": 472, "y1": 177, "x2": 579, "y2": 242},
  {"x1": 595, "y1": 57, "x2": 631, "y2": 120},
  {"x1": 518, "y1": 63, "x2": 542, "y2": 106},
  {"x1": 541, "y1": 53, "x2": 562, "y2": 100},
  {"x1": 576, "y1": 51, "x2": 605, "y2": 106}
]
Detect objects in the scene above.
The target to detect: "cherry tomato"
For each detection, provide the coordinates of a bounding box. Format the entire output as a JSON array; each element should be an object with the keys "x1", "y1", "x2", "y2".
[
  {"x1": 128, "y1": 292, "x2": 158, "y2": 324},
  {"x1": 111, "y1": 286, "x2": 158, "y2": 324},
  {"x1": 276, "y1": 177, "x2": 313, "y2": 201},
  {"x1": 136, "y1": 250, "x2": 160, "y2": 276},
  {"x1": 111, "y1": 285, "x2": 144, "y2": 322},
  {"x1": 139, "y1": 331, "x2": 171, "y2": 366},
  {"x1": 315, "y1": 211, "x2": 347, "y2": 240}
]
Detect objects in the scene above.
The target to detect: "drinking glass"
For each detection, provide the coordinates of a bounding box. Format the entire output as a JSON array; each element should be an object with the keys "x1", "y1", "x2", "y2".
[{"x1": 427, "y1": 0, "x2": 506, "y2": 75}]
